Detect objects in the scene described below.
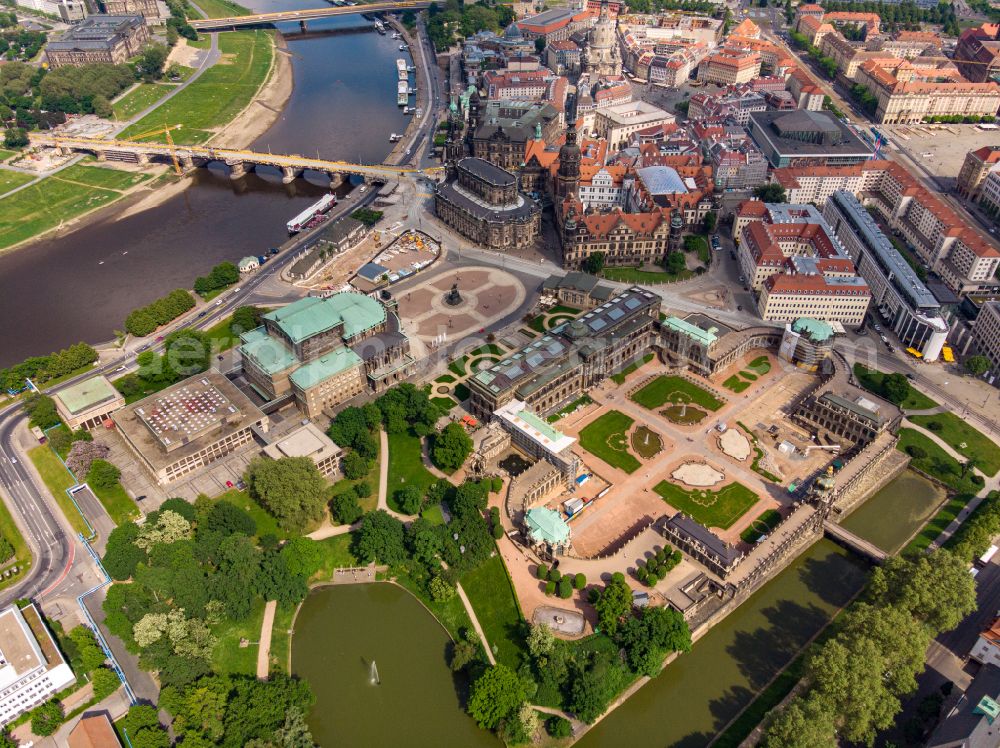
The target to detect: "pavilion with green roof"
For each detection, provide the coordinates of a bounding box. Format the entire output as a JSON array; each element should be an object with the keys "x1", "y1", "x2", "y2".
[{"x1": 524, "y1": 507, "x2": 572, "y2": 554}]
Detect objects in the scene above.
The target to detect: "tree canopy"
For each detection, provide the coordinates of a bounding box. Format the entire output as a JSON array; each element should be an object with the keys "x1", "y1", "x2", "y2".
[
  {"x1": 467, "y1": 664, "x2": 525, "y2": 729},
  {"x1": 245, "y1": 457, "x2": 327, "y2": 533}
]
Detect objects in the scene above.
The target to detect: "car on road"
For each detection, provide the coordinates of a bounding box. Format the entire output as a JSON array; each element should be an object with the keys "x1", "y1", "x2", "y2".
[
  {"x1": 10, "y1": 457, "x2": 16, "y2": 464},
  {"x1": 155, "y1": 336, "x2": 164, "y2": 342},
  {"x1": 233, "y1": 288, "x2": 241, "y2": 294},
  {"x1": 269, "y1": 247, "x2": 280, "y2": 255},
  {"x1": 115, "y1": 365, "x2": 127, "y2": 372},
  {"x1": 226, "y1": 480, "x2": 234, "y2": 489},
  {"x1": 137, "y1": 344, "x2": 150, "y2": 352},
  {"x1": 873, "y1": 323, "x2": 882, "y2": 332},
  {"x1": 197, "y1": 311, "x2": 207, "y2": 318},
  {"x1": 215, "y1": 300, "x2": 223, "y2": 306},
  {"x1": 738, "y1": 275, "x2": 745, "y2": 283}
]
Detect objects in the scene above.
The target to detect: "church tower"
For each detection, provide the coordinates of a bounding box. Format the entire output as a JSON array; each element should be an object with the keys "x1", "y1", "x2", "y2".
[{"x1": 554, "y1": 109, "x2": 581, "y2": 200}]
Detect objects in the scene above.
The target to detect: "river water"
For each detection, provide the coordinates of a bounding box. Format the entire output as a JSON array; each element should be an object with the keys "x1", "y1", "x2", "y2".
[
  {"x1": 0, "y1": 5, "x2": 411, "y2": 366},
  {"x1": 292, "y1": 583, "x2": 498, "y2": 747}
]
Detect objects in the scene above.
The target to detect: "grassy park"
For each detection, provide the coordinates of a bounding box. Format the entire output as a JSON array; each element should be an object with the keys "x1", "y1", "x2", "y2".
[
  {"x1": 632, "y1": 375, "x2": 724, "y2": 411},
  {"x1": 122, "y1": 31, "x2": 275, "y2": 145},
  {"x1": 853, "y1": 365, "x2": 938, "y2": 410},
  {"x1": 654, "y1": 480, "x2": 759, "y2": 529},
  {"x1": 460, "y1": 554, "x2": 523, "y2": 669},
  {"x1": 897, "y1": 428, "x2": 982, "y2": 494},
  {"x1": 386, "y1": 429, "x2": 436, "y2": 511},
  {"x1": 909, "y1": 412, "x2": 1000, "y2": 477},
  {"x1": 0, "y1": 170, "x2": 34, "y2": 198},
  {"x1": 578, "y1": 410, "x2": 641, "y2": 473}
]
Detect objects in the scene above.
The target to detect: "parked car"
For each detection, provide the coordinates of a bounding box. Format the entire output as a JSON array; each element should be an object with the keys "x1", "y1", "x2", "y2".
[{"x1": 225, "y1": 480, "x2": 234, "y2": 489}]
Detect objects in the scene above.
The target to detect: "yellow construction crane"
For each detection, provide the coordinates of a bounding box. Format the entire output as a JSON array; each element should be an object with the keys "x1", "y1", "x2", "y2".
[{"x1": 120, "y1": 124, "x2": 184, "y2": 176}]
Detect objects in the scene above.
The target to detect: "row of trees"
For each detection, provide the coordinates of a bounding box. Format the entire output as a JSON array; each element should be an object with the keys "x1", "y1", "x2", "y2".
[
  {"x1": 625, "y1": 0, "x2": 719, "y2": 14},
  {"x1": 193, "y1": 261, "x2": 240, "y2": 297},
  {"x1": 762, "y1": 551, "x2": 977, "y2": 746},
  {"x1": 102, "y1": 497, "x2": 326, "y2": 685},
  {"x1": 124, "y1": 289, "x2": 196, "y2": 337},
  {"x1": 819, "y1": 0, "x2": 959, "y2": 34},
  {"x1": 0, "y1": 341, "x2": 97, "y2": 393},
  {"x1": 789, "y1": 30, "x2": 838, "y2": 79}
]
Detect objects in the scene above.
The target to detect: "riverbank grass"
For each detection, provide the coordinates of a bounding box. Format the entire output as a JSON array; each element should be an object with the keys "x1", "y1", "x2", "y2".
[
  {"x1": 908, "y1": 412, "x2": 1000, "y2": 477},
  {"x1": 460, "y1": 554, "x2": 523, "y2": 669},
  {"x1": 27, "y1": 446, "x2": 89, "y2": 535},
  {"x1": 113, "y1": 84, "x2": 174, "y2": 120},
  {"x1": 0, "y1": 170, "x2": 34, "y2": 197},
  {"x1": 578, "y1": 410, "x2": 641, "y2": 474},
  {"x1": 195, "y1": 0, "x2": 251, "y2": 17},
  {"x1": 121, "y1": 30, "x2": 274, "y2": 146},
  {"x1": 631, "y1": 375, "x2": 724, "y2": 411},
  {"x1": 654, "y1": 480, "x2": 758, "y2": 530},
  {"x1": 386, "y1": 429, "x2": 436, "y2": 512}
]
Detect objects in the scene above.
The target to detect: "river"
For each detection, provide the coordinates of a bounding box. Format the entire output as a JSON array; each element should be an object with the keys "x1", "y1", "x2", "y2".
[
  {"x1": 292, "y1": 583, "x2": 498, "y2": 748},
  {"x1": 0, "y1": 5, "x2": 411, "y2": 367}
]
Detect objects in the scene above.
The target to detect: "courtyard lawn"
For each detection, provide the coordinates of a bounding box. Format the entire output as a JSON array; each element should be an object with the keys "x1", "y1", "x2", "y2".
[
  {"x1": 386, "y1": 429, "x2": 436, "y2": 512},
  {"x1": 853, "y1": 364, "x2": 939, "y2": 410},
  {"x1": 903, "y1": 492, "x2": 974, "y2": 555},
  {"x1": 433, "y1": 374, "x2": 456, "y2": 385},
  {"x1": 528, "y1": 315, "x2": 547, "y2": 333},
  {"x1": 0, "y1": 170, "x2": 34, "y2": 198},
  {"x1": 610, "y1": 353, "x2": 654, "y2": 385},
  {"x1": 631, "y1": 375, "x2": 724, "y2": 412},
  {"x1": 723, "y1": 375, "x2": 751, "y2": 393},
  {"x1": 549, "y1": 305, "x2": 581, "y2": 316},
  {"x1": 654, "y1": 480, "x2": 759, "y2": 530},
  {"x1": 454, "y1": 383, "x2": 470, "y2": 402},
  {"x1": 578, "y1": 411, "x2": 641, "y2": 474},
  {"x1": 0, "y1": 178, "x2": 120, "y2": 251},
  {"x1": 56, "y1": 163, "x2": 152, "y2": 191},
  {"x1": 547, "y1": 394, "x2": 594, "y2": 423},
  {"x1": 686, "y1": 235, "x2": 711, "y2": 264},
  {"x1": 661, "y1": 404, "x2": 708, "y2": 425},
  {"x1": 740, "y1": 508, "x2": 783, "y2": 544},
  {"x1": 27, "y1": 446, "x2": 89, "y2": 535},
  {"x1": 92, "y1": 482, "x2": 140, "y2": 525},
  {"x1": 546, "y1": 314, "x2": 575, "y2": 329},
  {"x1": 601, "y1": 266, "x2": 693, "y2": 283},
  {"x1": 747, "y1": 356, "x2": 771, "y2": 376},
  {"x1": 909, "y1": 412, "x2": 1000, "y2": 477},
  {"x1": 431, "y1": 396, "x2": 457, "y2": 412},
  {"x1": 113, "y1": 83, "x2": 173, "y2": 121},
  {"x1": 121, "y1": 31, "x2": 274, "y2": 145},
  {"x1": 460, "y1": 554, "x2": 524, "y2": 669},
  {"x1": 897, "y1": 428, "x2": 981, "y2": 494}
]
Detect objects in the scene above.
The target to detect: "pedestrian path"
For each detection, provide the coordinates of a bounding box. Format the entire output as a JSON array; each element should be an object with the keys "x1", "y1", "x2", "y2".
[
  {"x1": 376, "y1": 429, "x2": 416, "y2": 521},
  {"x1": 455, "y1": 580, "x2": 496, "y2": 666},
  {"x1": 256, "y1": 600, "x2": 277, "y2": 680}
]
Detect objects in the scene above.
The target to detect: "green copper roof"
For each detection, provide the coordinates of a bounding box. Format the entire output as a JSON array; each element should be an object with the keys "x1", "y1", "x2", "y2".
[
  {"x1": 239, "y1": 329, "x2": 299, "y2": 376},
  {"x1": 56, "y1": 375, "x2": 119, "y2": 415},
  {"x1": 662, "y1": 316, "x2": 718, "y2": 346},
  {"x1": 525, "y1": 508, "x2": 570, "y2": 545},
  {"x1": 792, "y1": 317, "x2": 834, "y2": 342},
  {"x1": 290, "y1": 347, "x2": 363, "y2": 390},
  {"x1": 265, "y1": 293, "x2": 386, "y2": 345}
]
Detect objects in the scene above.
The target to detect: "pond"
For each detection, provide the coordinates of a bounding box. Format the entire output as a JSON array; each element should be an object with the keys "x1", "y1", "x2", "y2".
[
  {"x1": 499, "y1": 453, "x2": 533, "y2": 477},
  {"x1": 291, "y1": 583, "x2": 497, "y2": 748},
  {"x1": 840, "y1": 470, "x2": 945, "y2": 554}
]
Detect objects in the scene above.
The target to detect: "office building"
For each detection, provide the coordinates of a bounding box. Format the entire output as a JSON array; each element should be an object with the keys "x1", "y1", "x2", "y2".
[
  {"x1": 748, "y1": 110, "x2": 874, "y2": 168},
  {"x1": 957, "y1": 145, "x2": 1000, "y2": 201},
  {"x1": 824, "y1": 189, "x2": 948, "y2": 360},
  {"x1": 261, "y1": 422, "x2": 342, "y2": 479},
  {"x1": 0, "y1": 604, "x2": 76, "y2": 726}
]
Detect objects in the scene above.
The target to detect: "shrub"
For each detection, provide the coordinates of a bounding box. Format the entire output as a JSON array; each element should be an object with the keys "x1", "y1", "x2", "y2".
[
  {"x1": 87, "y1": 459, "x2": 121, "y2": 490},
  {"x1": 536, "y1": 563, "x2": 549, "y2": 581},
  {"x1": 558, "y1": 576, "x2": 573, "y2": 599},
  {"x1": 907, "y1": 445, "x2": 928, "y2": 460},
  {"x1": 927, "y1": 421, "x2": 943, "y2": 432},
  {"x1": 30, "y1": 700, "x2": 63, "y2": 737},
  {"x1": 545, "y1": 580, "x2": 556, "y2": 596},
  {"x1": 973, "y1": 475, "x2": 986, "y2": 487},
  {"x1": 574, "y1": 572, "x2": 586, "y2": 590},
  {"x1": 492, "y1": 522, "x2": 503, "y2": 540},
  {"x1": 656, "y1": 565, "x2": 668, "y2": 580},
  {"x1": 66, "y1": 440, "x2": 110, "y2": 477},
  {"x1": 636, "y1": 567, "x2": 648, "y2": 583},
  {"x1": 549, "y1": 568, "x2": 561, "y2": 583},
  {"x1": 547, "y1": 716, "x2": 572, "y2": 738},
  {"x1": 491, "y1": 476, "x2": 503, "y2": 492},
  {"x1": 587, "y1": 587, "x2": 601, "y2": 604},
  {"x1": 655, "y1": 548, "x2": 666, "y2": 564}
]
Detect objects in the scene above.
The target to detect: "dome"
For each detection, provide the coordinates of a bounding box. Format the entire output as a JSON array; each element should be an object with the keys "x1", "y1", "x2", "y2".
[{"x1": 504, "y1": 22, "x2": 523, "y2": 40}]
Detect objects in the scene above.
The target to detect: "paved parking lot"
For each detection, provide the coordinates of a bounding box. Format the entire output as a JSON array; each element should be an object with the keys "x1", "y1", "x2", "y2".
[{"x1": 881, "y1": 124, "x2": 1000, "y2": 185}]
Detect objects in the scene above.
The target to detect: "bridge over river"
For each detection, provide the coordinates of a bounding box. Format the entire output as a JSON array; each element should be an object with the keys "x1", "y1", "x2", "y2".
[
  {"x1": 30, "y1": 134, "x2": 442, "y2": 185},
  {"x1": 189, "y1": 0, "x2": 432, "y2": 31}
]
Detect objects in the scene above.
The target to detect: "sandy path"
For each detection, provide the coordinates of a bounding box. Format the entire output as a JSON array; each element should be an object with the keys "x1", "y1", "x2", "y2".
[{"x1": 256, "y1": 599, "x2": 278, "y2": 679}]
